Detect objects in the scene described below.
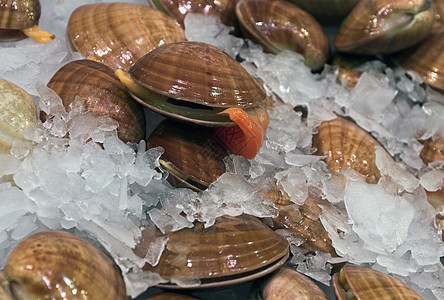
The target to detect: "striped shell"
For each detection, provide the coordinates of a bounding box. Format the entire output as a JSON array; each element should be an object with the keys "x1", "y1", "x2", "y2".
[
  {"x1": 46, "y1": 60, "x2": 146, "y2": 143},
  {"x1": 334, "y1": 0, "x2": 437, "y2": 54},
  {"x1": 235, "y1": 0, "x2": 330, "y2": 71},
  {"x1": 2, "y1": 231, "x2": 127, "y2": 299},
  {"x1": 134, "y1": 215, "x2": 289, "y2": 288},
  {"x1": 0, "y1": 79, "x2": 37, "y2": 153},
  {"x1": 312, "y1": 117, "x2": 382, "y2": 184},
  {"x1": 333, "y1": 264, "x2": 422, "y2": 299},
  {"x1": 67, "y1": 3, "x2": 186, "y2": 72},
  {"x1": 0, "y1": 0, "x2": 40, "y2": 30}
]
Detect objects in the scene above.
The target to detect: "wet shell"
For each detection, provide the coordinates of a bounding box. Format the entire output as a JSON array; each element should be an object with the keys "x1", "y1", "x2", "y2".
[
  {"x1": 67, "y1": 3, "x2": 186, "y2": 72},
  {"x1": 0, "y1": 0, "x2": 41, "y2": 30},
  {"x1": 312, "y1": 117, "x2": 382, "y2": 184},
  {"x1": 333, "y1": 264, "x2": 422, "y2": 299},
  {"x1": 434, "y1": 0, "x2": 444, "y2": 24},
  {"x1": 134, "y1": 215, "x2": 289, "y2": 287},
  {"x1": 420, "y1": 137, "x2": 444, "y2": 164},
  {"x1": 235, "y1": 0, "x2": 330, "y2": 71},
  {"x1": 2, "y1": 231, "x2": 127, "y2": 299},
  {"x1": 0, "y1": 79, "x2": 37, "y2": 153},
  {"x1": 331, "y1": 52, "x2": 372, "y2": 89},
  {"x1": 390, "y1": 25, "x2": 444, "y2": 94},
  {"x1": 45, "y1": 60, "x2": 146, "y2": 143},
  {"x1": 148, "y1": 0, "x2": 237, "y2": 28},
  {"x1": 252, "y1": 267, "x2": 328, "y2": 300},
  {"x1": 147, "y1": 120, "x2": 227, "y2": 191},
  {"x1": 334, "y1": 0, "x2": 437, "y2": 55}
]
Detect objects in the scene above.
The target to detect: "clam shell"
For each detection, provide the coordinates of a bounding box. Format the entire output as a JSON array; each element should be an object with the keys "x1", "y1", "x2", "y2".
[
  {"x1": 0, "y1": 79, "x2": 37, "y2": 153},
  {"x1": 46, "y1": 60, "x2": 146, "y2": 143},
  {"x1": 312, "y1": 117, "x2": 382, "y2": 184},
  {"x1": 235, "y1": 0, "x2": 330, "y2": 71},
  {"x1": 147, "y1": 120, "x2": 227, "y2": 191},
  {"x1": 331, "y1": 52, "x2": 372, "y2": 89},
  {"x1": 0, "y1": 0, "x2": 41, "y2": 30},
  {"x1": 129, "y1": 41, "x2": 266, "y2": 108},
  {"x1": 434, "y1": 0, "x2": 444, "y2": 24},
  {"x1": 67, "y1": 3, "x2": 186, "y2": 72},
  {"x1": 134, "y1": 215, "x2": 289, "y2": 288},
  {"x1": 333, "y1": 264, "x2": 422, "y2": 299},
  {"x1": 390, "y1": 25, "x2": 444, "y2": 94},
  {"x1": 2, "y1": 231, "x2": 127, "y2": 299},
  {"x1": 334, "y1": 0, "x2": 437, "y2": 54},
  {"x1": 148, "y1": 0, "x2": 237, "y2": 28},
  {"x1": 420, "y1": 137, "x2": 444, "y2": 164}
]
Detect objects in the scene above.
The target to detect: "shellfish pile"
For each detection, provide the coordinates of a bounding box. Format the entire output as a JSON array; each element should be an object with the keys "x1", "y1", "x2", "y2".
[{"x1": 0, "y1": 0, "x2": 443, "y2": 299}]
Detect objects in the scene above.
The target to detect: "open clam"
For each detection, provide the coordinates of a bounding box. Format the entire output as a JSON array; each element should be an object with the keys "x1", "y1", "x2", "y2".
[
  {"x1": 116, "y1": 41, "x2": 269, "y2": 159},
  {"x1": 134, "y1": 215, "x2": 289, "y2": 288},
  {"x1": 312, "y1": 117, "x2": 382, "y2": 184},
  {"x1": 235, "y1": 0, "x2": 330, "y2": 71},
  {"x1": 333, "y1": 264, "x2": 422, "y2": 299},
  {"x1": 67, "y1": 3, "x2": 186, "y2": 72},
  {"x1": 45, "y1": 59, "x2": 146, "y2": 143},
  {"x1": 0, "y1": 0, "x2": 54, "y2": 43},
  {"x1": 1, "y1": 231, "x2": 127, "y2": 299},
  {"x1": 334, "y1": 0, "x2": 437, "y2": 55}
]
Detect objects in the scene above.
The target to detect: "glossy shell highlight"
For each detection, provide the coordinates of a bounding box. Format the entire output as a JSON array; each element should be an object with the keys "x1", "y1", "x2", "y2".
[{"x1": 0, "y1": 0, "x2": 41, "y2": 30}]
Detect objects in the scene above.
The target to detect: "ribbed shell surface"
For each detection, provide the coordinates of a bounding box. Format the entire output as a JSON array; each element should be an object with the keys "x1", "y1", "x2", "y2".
[
  {"x1": 312, "y1": 117, "x2": 382, "y2": 184},
  {"x1": 67, "y1": 3, "x2": 186, "y2": 72},
  {"x1": 286, "y1": 0, "x2": 361, "y2": 24},
  {"x1": 136, "y1": 215, "x2": 289, "y2": 283},
  {"x1": 0, "y1": 0, "x2": 40, "y2": 29},
  {"x1": 129, "y1": 41, "x2": 266, "y2": 107},
  {"x1": 334, "y1": 0, "x2": 436, "y2": 54},
  {"x1": 46, "y1": 60, "x2": 146, "y2": 143},
  {"x1": 236, "y1": 0, "x2": 329, "y2": 71},
  {"x1": 4, "y1": 231, "x2": 127, "y2": 299}
]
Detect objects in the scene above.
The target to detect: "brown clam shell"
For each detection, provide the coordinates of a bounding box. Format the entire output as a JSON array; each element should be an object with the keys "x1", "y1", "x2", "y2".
[
  {"x1": 434, "y1": 0, "x2": 444, "y2": 24},
  {"x1": 45, "y1": 60, "x2": 146, "y2": 143},
  {"x1": 390, "y1": 25, "x2": 444, "y2": 94},
  {"x1": 334, "y1": 0, "x2": 437, "y2": 55},
  {"x1": 420, "y1": 137, "x2": 444, "y2": 164},
  {"x1": 0, "y1": 79, "x2": 37, "y2": 153},
  {"x1": 333, "y1": 264, "x2": 422, "y2": 299},
  {"x1": 235, "y1": 0, "x2": 330, "y2": 71},
  {"x1": 147, "y1": 120, "x2": 227, "y2": 192},
  {"x1": 312, "y1": 117, "x2": 382, "y2": 184},
  {"x1": 129, "y1": 41, "x2": 266, "y2": 108},
  {"x1": 2, "y1": 231, "x2": 127, "y2": 299},
  {"x1": 0, "y1": 0, "x2": 41, "y2": 30},
  {"x1": 67, "y1": 3, "x2": 186, "y2": 72},
  {"x1": 134, "y1": 215, "x2": 290, "y2": 287},
  {"x1": 148, "y1": 0, "x2": 237, "y2": 28},
  {"x1": 331, "y1": 52, "x2": 372, "y2": 89}
]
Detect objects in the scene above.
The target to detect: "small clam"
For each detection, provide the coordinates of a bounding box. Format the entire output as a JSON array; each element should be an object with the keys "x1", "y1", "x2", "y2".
[
  {"x1": 147, "y1": 120, "x2": 227, "y2": 191},
  {"x1": 390, "y1": 25, "x2": 444, "y2": 94},
  {"x1": 45, "y1": 60, "x2": 146, "y2": 143},
  {"x1": 1, "y1": 231, "x2": 127, "y2": 299},
  {"x1": 134, "y1": 215, "x2": 289, "y2": 287},
  {"x1": 67, "y1": 3, "x2": 186, "y2": 72},
  {"x1": 235, "y1": 0, "x2": 330, "y2": 71},
  {"x1": 0, "y1": 79, "x2": 37, "y2": 153},
  {"x1": 0, "y1": 0, "x2": 54, "y2": 43},
  {"x1": 250, "y1": 267, "x2": 328, "y2": 300},
  {"x1": 312, "y1": 117, "x2": 382, "y2": 184},
  {"x1": 116, "y1": 41, "x2": 269, "y2": 159},
  {"x1": 334, "y1": 0, "x2": 437, "y2": 55},
  {"x1": 333, "y1": 264, "x2": 422, "y2": 299},
  {"x1": 148, "y1": 0, "x2": 237, "y2": 28}
]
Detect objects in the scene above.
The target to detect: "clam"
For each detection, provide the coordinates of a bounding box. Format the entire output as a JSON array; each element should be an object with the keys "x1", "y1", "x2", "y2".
[
  {"x1": 0, "y1": 0, "x2": 54, "y2": 43},
  {"x1": 250, "y1": 267, "x2": 328, "y2": 300},
  {"x1": 334, "y1": 0, "x2": 437, "y2": 55},
  {"x1": 45, "y1": 60, "x2": 146, "y2": 143},
  {"x1": 331, "y1": 52, "x2": 371, "y2": 89},
  {"x1": 390, "y1": 25, "x2": 444, "y2": 94},
  {"x1": 116, "y1": 41, "x2": 269, "y2": 159},
  {"x1": 433, "y1": 0, "x2": 444, "y2": 24},
  {"x1": 0, "y1": 79, "x2": 37, "y2": 154},
  {"x1": 67, "y1": 3, "x2": 186, "y2": 72},
  {"x1": 312, "y1": 117, "x2": 382, "y2": 184},
  {"x1": 147, "y1": 120, "x2": 227, "y2": 191},
  {"x1": 1, "y1": 231, "x2": 127, "y2": 299},
  {"x1": 148, "y1": 0, "x2": 237, "y2": 28},
  {"x1": 235, "y1": 0, "x2": 330, "y2": 71},
  {"x1": 333, "y1": 264, "x2": 422, "y2": 299},
  {"x1": 134, "y1": 215, "x2": 290, "y2": 288}
]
